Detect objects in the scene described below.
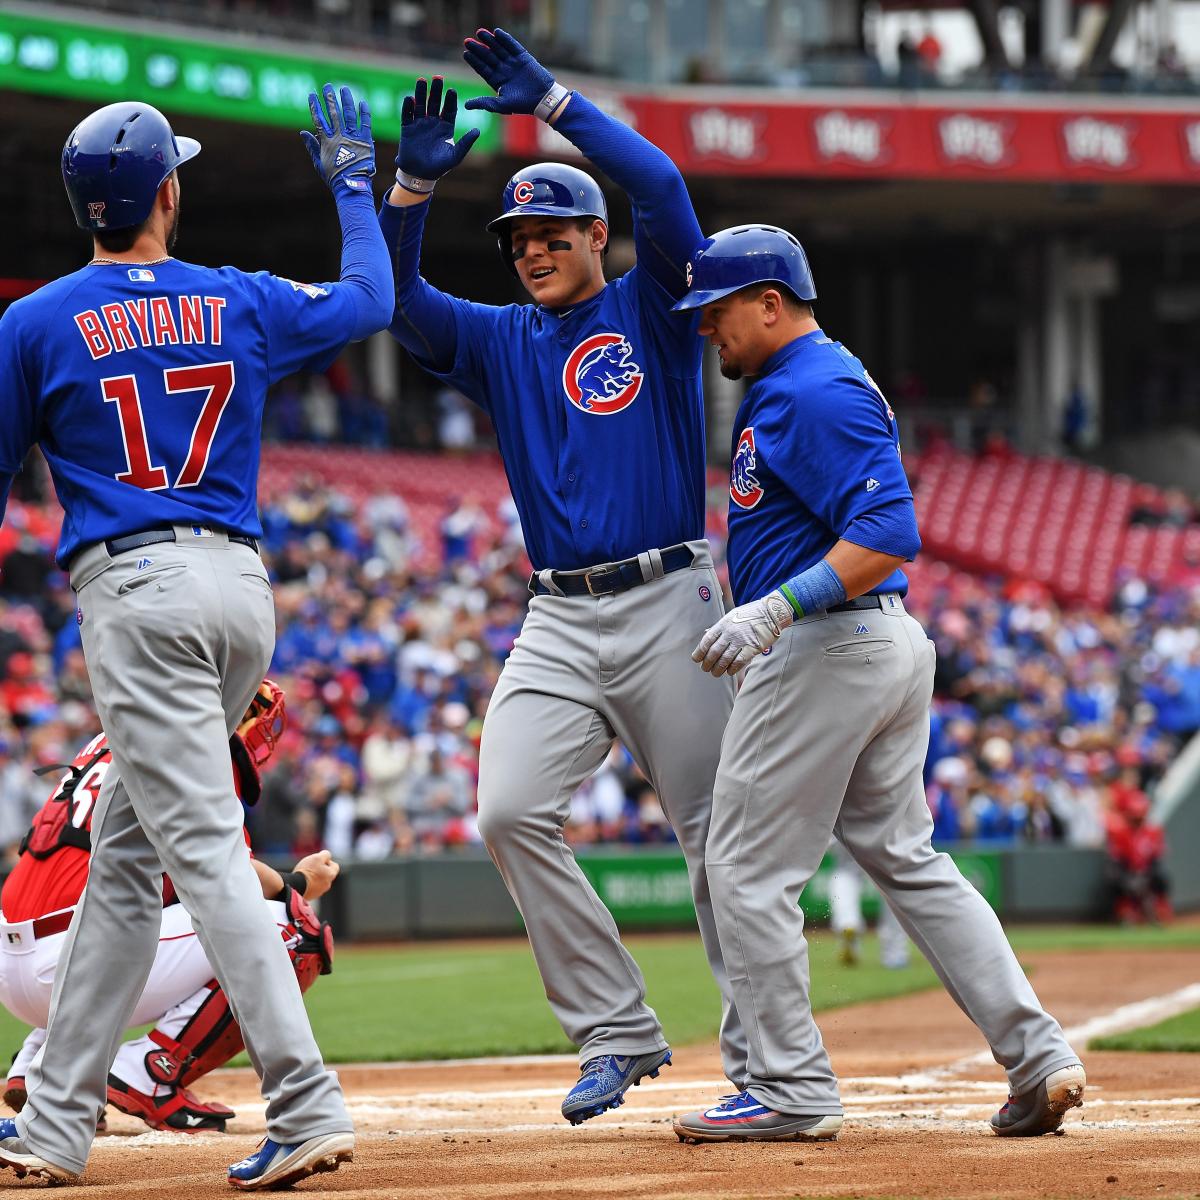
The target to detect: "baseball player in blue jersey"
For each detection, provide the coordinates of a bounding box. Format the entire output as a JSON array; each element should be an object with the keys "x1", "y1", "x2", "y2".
[
  {"x1": 667, "y1": 226, "x2": 1086, "y2": 1143},
  {"x1": 379, "y1": 30, "x2": 743, "y2": 1123},
  {"x1": 0, "y1": 88, "x2": 390, "y2": 1187}
]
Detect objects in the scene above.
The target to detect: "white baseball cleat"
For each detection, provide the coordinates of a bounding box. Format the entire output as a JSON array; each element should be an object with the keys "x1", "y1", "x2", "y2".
[{"x1": 0, "y1": 1118, "x2": 80, "y2": 1183}]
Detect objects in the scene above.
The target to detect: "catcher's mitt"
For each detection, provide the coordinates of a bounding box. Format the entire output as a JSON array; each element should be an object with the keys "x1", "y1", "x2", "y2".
[{"x1": 236, "y1": 678, "x2": 287, "y2": 767}]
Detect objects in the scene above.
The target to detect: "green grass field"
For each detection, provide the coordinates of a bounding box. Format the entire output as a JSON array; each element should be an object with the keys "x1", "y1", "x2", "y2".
[
  {"x1": 1089, "y1": 1006, "x2": 1200, "y2": 1053},
  {"x1": 0, "y1": 923, "x2": 1194, "y2": 1065}
]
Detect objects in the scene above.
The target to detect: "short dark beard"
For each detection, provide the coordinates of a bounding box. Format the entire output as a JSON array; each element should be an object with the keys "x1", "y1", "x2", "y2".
[{"x1": 718, "y1": 360, "x2": 743, "y2": 381}]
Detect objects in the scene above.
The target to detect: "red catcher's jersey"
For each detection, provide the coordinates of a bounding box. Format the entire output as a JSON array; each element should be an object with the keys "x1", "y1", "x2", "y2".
[{"x1": 1, "y1": 734, "x2": 253, "y2": 922}]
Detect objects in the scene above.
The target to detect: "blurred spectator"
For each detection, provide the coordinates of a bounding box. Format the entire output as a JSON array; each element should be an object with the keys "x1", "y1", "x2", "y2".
[
  {"x1": 0, "y1": 446, "x2": 1194, "y2": 866},
  {"x1": 1105, "y1": 791, "x2": 1171, "y2": 924},
  {"x1": 436, "y1": 387, "x2": 478, "y2": 451},
  {"x1": 360, "y1": 713, "x2": 413, "y2": 824},
  {"x1": 440, "y1": 498, "x2": 486, "y2": 566},
  {"x1": 928, "y1": 756, "x2": 969, "y2": 842},
  {"x1": 897, "y1": 32, "x2": 921, "y2": 87},
  {"x1": 916, "y1": 25, "x2": 942, "y2": 73},
  {"x1": 404, "y1": 747, "x2": 473, "y2": 849},
  {"x1": 52, "y1": 2, "x2": 1200, "y2": 96},
  {"x1": 1061, "y1": 383, "x2": 1088, "y2": 452},
  {"x1": 915, "y1": 555, "x2": 1195, "y2": 852},
  {"x1": 566, "y1": 742, "x2": 629, "y2": 845}
]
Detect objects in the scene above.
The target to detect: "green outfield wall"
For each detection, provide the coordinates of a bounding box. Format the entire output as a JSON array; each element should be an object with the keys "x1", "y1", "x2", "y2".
[{"x1": 317, "y1": 843, "x2": 1117, "y2": 941}]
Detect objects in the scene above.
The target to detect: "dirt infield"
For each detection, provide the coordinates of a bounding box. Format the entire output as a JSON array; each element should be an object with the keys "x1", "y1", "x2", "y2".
[{"x1": 29, "y1": 942, "x2": 1200, "y2": 1199}]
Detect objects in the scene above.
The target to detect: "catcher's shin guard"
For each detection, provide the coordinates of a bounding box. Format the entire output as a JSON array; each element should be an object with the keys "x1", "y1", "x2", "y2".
[
  {"x1": 146, "y1": 888, "x2": 334, "y2": 1088},
  {"x1": 106, "y1": 1073, "x2": 234, "y2": 1132}
]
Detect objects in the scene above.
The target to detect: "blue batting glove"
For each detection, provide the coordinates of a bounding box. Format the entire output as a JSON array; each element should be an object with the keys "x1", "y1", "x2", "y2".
[
  {"x1": 300, "y1": 84, "x2": 375, "y2": 196},
  {"x1": 395, "y1": 76, "x2": 481, "y2": 194},
  {"x1": 462, "y1": 28, "x2": 566, "y2": 119}
]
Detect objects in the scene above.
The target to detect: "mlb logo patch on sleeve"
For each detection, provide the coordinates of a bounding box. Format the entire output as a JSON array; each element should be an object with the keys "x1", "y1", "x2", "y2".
[{"x1": 284, "y1": 279, "x2": 329, "y2": 299}]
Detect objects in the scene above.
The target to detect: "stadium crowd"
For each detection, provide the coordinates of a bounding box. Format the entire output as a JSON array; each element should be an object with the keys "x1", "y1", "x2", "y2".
[
  {"x1": 71, "y1": 1, "x2": 1199, "y2": 95},
  {"x1": 0, "y1": 458, "x2": 1196, "y2": 904}
]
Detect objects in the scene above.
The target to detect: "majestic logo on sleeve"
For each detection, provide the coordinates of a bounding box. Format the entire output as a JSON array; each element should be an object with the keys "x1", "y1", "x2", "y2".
[
  {"x1": 562, "y1": 332, "x2": 644, "y2": 415},
  {"x1": 730, "y1": 427, "x2": 764, "y2": 509}
]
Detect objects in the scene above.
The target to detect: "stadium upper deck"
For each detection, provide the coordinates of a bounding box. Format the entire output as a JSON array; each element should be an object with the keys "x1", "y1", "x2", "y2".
[{"x1": 48, "y1": 0, "x2": 1200, "y2": 95}]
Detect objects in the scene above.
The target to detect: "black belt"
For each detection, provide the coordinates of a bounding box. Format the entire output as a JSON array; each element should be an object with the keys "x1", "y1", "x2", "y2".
[
  {"x1": 530, "y1": 545, "x2": 695, "y2": 597},
  {"x1": 827, "y1": 594, "x2": 891, "y2": 614},
  {"x1": 105, "y1": 528, "x2": 259, "y2": 557}
]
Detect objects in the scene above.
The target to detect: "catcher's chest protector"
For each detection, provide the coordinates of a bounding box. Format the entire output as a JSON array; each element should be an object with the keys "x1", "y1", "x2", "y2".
[{"x1": 22, "y1": 737, "x2": 111, "y2": 859}]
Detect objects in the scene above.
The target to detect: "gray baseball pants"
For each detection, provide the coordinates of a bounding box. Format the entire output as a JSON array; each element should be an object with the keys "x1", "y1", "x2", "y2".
[
  {"x1": 476, "y1": 540, "x2": 746, "y2": 1080},
  {"x1": 16, "y1": 527, "x2": 350, "y2": 1174},
  {"x1": 707, "y1": 594, "x2": 1081, "y2": 1115}
]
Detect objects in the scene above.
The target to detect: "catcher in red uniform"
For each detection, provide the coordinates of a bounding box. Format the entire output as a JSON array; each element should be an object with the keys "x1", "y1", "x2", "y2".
[
  {"x1": 1105, "y1": 790, "x2": 1172, "y2": 925},
  {"x1": 0, "y1": 681, "x2": 336, "y2": 1134}
]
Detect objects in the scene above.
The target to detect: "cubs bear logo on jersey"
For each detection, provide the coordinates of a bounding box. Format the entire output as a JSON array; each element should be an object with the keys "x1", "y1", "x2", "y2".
[
  {"x1": 562, "y1": 332, "x2": 644, "y2": 415},
  {"x1": 730, "y1": 427, "x2": 764, "y2": 509}
]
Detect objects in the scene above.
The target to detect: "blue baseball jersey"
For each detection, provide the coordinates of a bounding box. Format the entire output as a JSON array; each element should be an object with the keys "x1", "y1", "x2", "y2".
[
  {"x1": 411, "y1": 268, "x2": 704, "y2": 572},
  {"x1": 725, "y1": 330, "x2": 915, "y2": 606},
  {"x1": 0, "y1": 260, "x2": 359, "y2": 566},
  {"x1": 383, "y1": 92, "x2": 709, "y2": 574}
]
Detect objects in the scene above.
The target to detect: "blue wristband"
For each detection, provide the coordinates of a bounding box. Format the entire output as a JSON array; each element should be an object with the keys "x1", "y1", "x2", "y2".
[{"x1": 779, "y1": 560, "x2": 847, "y2": 619}]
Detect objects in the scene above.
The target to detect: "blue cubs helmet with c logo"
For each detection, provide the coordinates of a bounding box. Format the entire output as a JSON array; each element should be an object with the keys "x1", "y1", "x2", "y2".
[
  {"x1": 671, "y1": 224, "x2": 817, "y2": 312},
  {"x1": 62, "y1": 101, "x2": 201, "y2": 232},
  {"x1": 487, "y1": 162, "x2": 608, "y2": 275}
]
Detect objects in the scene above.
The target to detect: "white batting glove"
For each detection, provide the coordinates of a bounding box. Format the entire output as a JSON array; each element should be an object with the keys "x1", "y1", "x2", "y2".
[{"x1": 692, "y1": 590, "x2": 795, "y2": 677}]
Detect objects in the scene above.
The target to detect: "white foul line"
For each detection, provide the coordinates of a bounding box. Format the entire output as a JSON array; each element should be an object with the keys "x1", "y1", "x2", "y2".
[{"x1": 874, "y1": 981, "x2": 1200, "y2": 1088}]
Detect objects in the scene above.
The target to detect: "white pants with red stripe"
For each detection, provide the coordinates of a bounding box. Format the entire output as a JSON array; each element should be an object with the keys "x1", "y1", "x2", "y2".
[{"x1": 0, "y1": 901, "x2": 287, "y2": 1092}]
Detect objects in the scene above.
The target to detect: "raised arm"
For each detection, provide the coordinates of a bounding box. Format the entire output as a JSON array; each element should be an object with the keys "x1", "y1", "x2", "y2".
[
  {"x1": 300, "y1": 85, "x2": 393, "y2": 338},
  {"x1": 381, "y1": 76, "x2": 481, "y2": 371},
  {"x1": 463, "y1": 29, "x2": 701, "y2": 297}
]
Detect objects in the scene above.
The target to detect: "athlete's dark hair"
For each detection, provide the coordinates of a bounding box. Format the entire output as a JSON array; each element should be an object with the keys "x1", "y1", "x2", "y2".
[{"x1": 93, "y1": 219, "x2": 148, "y2": 255}]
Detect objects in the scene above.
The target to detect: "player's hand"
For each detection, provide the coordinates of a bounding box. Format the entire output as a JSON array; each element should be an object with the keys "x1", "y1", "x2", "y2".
[
  {"x1": 463, "y1": 28, "x2": 560, "y2": 117},
  {"x1": 693, "y1": 591, "x2": 795, "y2": 677},
  {"x1": 300, "y1": 83, "x2": 375, "y2": 196},
  {"x1": 396, "y1": 76, "x2": 480, "y2": 191},
  {"x1": 294, "y1": 849, "x2": 340, "y2": 900}
]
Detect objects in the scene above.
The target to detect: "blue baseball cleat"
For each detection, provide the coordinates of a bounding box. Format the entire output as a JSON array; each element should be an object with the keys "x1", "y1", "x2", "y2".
[
  {"x1": 0, "y1": 1116, "x2": 79, "y2": 1183},
  {"x1": 561, "y1": 1048, "x2": 672, "y2": 1125},
  {"x1": 673, "y1": 1091, "x2": 843, "y2": 1143},
  {"x1": 227, "y1": 1131, "x2": 354, "y2": 1190}
]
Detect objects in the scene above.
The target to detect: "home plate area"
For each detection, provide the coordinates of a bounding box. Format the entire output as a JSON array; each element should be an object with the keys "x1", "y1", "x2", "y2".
[{"x1": 62, "y1": 946, "x2": 1200, "y2": 1198}]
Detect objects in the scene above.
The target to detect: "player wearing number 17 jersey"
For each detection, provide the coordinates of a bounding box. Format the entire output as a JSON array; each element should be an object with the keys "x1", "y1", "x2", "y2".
[{"x1": 0, "y1": 89, "x2": 389, "y2": 1190}]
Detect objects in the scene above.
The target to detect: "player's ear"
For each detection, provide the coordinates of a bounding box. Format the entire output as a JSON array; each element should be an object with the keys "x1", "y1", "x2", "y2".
[
  {"x1": 590, "y1": 219, "x2": 608, "y2": 255},
  {"x1": 760, "y1": 288, "x2": 784, "y2": 324},
  {"x1": 159, "y1": 172, "x2": 179, "y2": 214}
]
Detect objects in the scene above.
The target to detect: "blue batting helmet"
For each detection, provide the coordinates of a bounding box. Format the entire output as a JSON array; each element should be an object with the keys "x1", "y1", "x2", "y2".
[
  {"x1": 62, "y1": 102, "x2": 201, "y2": 233},
  {"x1": 671, "y1": 224, "x2": 816, "y2": 312},
  {"x1": 487, "y1": 162, "x2": 608, "y2": 274}
]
